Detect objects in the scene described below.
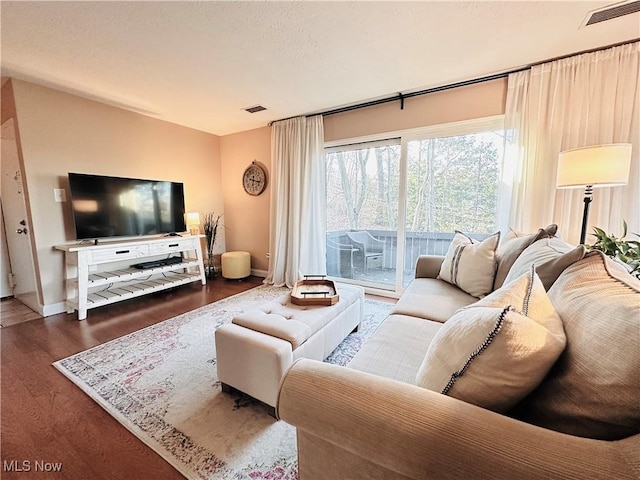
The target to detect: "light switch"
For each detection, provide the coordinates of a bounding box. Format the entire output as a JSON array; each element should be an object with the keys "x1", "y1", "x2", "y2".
[{"x1": 54, "y1": 188, "x2": 66, "y2": 202}]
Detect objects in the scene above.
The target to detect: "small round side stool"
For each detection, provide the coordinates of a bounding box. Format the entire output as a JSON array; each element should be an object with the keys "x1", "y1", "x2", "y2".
[{"x1": 221, "y1": 251, "x2": 251, "y2": 279}]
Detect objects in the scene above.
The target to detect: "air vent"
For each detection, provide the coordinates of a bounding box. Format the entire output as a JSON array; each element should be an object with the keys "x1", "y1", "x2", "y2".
[
  {"x1": 244, "y1": 105, "x2": 267, "y2": 113},
  {"x1": 584, "y1": 0, "x2": 640, "y2": 26}
]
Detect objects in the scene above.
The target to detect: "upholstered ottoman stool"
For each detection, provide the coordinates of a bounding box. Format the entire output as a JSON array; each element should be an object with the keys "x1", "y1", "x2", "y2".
[
  {"x1": 221, "y1": 251, "x2": 251, "y2": 279},
  {"x1": 215, "y1": 283, "x2": 364, "y2": 413}
]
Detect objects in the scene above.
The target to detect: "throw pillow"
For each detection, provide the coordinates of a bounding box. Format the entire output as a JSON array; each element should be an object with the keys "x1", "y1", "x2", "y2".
[
  {"x1": 504, "y1": 237, "x2": 586, "y2": 290},
  {"x1": 416, "y1": 266, "x2": 566, "y2": 413},
  {"x1": 494, "y1": 224, "x2": 558, "y2": 290},
  {"x1": 438, "y1": 231, "x2": 500, "y2": 298},
  {"x1": 511, "y1": 251, "x2": 640, "y2": 440}
]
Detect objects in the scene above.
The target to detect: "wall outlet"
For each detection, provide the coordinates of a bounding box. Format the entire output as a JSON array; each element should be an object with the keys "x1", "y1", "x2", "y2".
[{"x1": 54, "y1": 188, "x2": 66, "y2": 202}]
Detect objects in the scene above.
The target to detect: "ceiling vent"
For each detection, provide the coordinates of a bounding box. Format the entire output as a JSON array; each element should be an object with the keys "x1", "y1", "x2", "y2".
[
  {"x1": 583, "y1": 0, "x2": 640, "y2": 26},
  {"x1": 244, "y1": 105, "x2": 267, "y2": 113}
]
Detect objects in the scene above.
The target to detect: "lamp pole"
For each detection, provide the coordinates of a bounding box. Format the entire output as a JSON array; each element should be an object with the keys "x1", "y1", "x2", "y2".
[{"x1": 580, "y1": 185, "x2": 593, "y2": 245}]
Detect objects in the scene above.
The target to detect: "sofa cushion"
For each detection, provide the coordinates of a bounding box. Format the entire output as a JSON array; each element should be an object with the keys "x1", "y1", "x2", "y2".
[
  {"x1": 348, "y1": 314, "x2": 441, "y2": 385},
  {"x1": 415, "y1": 267, "x2": 566, "y2": 412},
  {"x1": 392, "y1": 278, "x2": 477, "y2": 323},
  {"x1": 504, "y1": 237, "x2": 586, "y2": 290},
  {"x1": 512, "y1": 251, "x2": 640, "y2": 440},
  {"x1": 438, "y1": 231, "x2": 500, "y2": 298},
  {"x1": 494, "y1": 224, "x2": 557, "y2": 290}
]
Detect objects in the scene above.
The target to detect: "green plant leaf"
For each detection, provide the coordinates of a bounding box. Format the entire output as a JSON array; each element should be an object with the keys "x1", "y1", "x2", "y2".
[{"x1": 589, "y1": 222, "x2": 640, "y2": 277}]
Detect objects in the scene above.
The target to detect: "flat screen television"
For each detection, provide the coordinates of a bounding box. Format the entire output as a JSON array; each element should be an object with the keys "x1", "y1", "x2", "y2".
[{"x1": 68, "y1": 173, "x2": 186, "y2": 240}]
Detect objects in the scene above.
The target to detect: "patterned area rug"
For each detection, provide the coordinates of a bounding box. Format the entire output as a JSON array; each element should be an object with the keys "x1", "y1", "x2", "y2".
[{"x1": 53, "y1": 285, "x2": 393, "y2": 480}]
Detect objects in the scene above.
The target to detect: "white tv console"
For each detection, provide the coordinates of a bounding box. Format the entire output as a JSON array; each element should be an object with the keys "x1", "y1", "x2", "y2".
[{"x1": 55, "y1": 235, "x2": 206, "y2": 320}]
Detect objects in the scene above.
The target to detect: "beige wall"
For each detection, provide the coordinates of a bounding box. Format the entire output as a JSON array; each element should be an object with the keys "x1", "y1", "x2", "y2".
[
  {"x1": 8, "y1": 79, "x2": 223, "y2": 311},
  {"x1": 324, "y1": 78, "x2": 507, "y2": 142},
  {"x1": 220, "y1": 126, "x2": 271, "y2": 273}
]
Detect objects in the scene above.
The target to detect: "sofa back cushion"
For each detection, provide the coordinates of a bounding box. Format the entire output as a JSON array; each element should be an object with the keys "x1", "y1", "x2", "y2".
[
  {"x1": 511, "y1": 251, "x2": 640, "y2": 440},
  {"x1": 504, "y1": 237, "x2": 586, "y2": 290},
  {"x1": 494, "y1": 224, "x2": 557, "y2": 290}
]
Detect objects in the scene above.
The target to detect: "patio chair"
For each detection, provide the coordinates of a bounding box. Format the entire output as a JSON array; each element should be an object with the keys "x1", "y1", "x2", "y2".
[
  {"x1": 345, "y1": 231, "x2": 385, "y2": 274},
  {"x1": 326, "y1": 238, "x2": 356, "y2": 278}
]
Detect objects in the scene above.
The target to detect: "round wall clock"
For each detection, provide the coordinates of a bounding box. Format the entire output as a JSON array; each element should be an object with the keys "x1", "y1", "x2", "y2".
[{"x1": 242, "y1": 161, "x2": 267, "y2": 196}]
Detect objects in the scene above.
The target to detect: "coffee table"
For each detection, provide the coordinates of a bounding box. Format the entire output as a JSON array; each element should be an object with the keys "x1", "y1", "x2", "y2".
[{"x1": 215, "y1": 283, "x2": 364, "y2": 415}]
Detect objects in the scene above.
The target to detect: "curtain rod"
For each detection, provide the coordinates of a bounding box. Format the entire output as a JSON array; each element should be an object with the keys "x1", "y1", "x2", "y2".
[
  {"x1": 315, "y1": 71, "x2": 517, "y2": 118},
  {"x1": 269, "y1": 38, "x2": 638, "y2": 126}
]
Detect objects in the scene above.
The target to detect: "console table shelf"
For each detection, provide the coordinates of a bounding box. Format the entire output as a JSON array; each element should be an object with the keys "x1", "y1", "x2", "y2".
[
  {"x1": 55, "y1": 236, "x2": 206, "y2": 320},
  {"x1": 81, "y1": 271, "x2": 203, "y2": 309},
  {"x1": 84, "y1": 258, "x2": 201, "y2": 287}
]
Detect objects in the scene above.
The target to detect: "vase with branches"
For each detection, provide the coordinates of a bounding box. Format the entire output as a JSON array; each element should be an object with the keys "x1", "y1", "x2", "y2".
[{"x1": 202, "y1": 212, "x2": 223, "y2": 278}]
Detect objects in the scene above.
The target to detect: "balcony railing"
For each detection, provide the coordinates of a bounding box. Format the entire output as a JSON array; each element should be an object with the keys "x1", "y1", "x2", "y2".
[{"x1": 327, "y1": 229, "x2": 490, "y2": 286}]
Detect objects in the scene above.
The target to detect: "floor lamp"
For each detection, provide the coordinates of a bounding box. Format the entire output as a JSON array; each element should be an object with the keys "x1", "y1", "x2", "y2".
[{"x1": 556, "y1": 143, "x2": 632, "y2": 245}]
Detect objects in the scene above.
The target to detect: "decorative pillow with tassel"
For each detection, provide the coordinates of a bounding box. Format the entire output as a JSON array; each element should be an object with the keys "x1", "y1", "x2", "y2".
[{"x1": 417, "y1": 266, "x2": 566, "y2": 413}]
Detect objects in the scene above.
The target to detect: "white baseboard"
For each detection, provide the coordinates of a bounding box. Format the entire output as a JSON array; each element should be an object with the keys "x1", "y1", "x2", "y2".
[
  {"x1": 42, "y1": 301, "x2": 67, "y2": 317},
  {"x1": 251, "y1": 269, "x2": 267, "y2": 278}
]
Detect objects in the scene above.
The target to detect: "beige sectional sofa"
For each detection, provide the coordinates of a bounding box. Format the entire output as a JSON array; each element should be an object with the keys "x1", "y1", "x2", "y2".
[{"x1": 277, "y1": 231, "x2": 640, "y2": 479}]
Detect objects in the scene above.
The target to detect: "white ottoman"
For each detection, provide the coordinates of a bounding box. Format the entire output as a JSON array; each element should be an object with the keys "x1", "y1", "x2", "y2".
[
  {"x1": 215, "y1": 283, "x2": 364, "y2": 413},
  {"x1": 221, "y1": 251, "x2": 251, "y2": 279}
]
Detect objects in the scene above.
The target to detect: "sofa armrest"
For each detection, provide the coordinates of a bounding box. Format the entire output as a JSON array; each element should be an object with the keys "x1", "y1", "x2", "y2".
[
  {"x1": 414, "y1": 255, "x2": 444, "y2": 278},
  {"x1": 277, "y1": 359, "x2": 637, "y2": 480}
]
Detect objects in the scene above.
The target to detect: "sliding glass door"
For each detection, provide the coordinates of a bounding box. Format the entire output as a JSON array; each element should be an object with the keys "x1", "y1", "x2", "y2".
[
  {"x1": 325, "y1": 116, "x2": 505, "y2": 294},
  {"x1": 325, "y1": 140, "x2": 401, "y2": 288},
  {"x1": 403, "y1": 129, "x2": 504, "y2": 287}
]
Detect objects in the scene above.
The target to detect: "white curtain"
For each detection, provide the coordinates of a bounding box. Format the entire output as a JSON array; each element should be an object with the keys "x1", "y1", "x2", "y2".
[
  {"x1": 501, "y1": 42, "x2": 640, "y2": 244},
  {"x1": 265, "y1": 116, "x2": 326, "y2": 287}
]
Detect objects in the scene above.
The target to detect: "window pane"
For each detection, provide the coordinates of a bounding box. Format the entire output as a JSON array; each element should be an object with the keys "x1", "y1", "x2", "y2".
[
  {"x1": 326, "y1": 142, "x2": 400, "y2": 287},
  {"x1": 403, "y1": 131, "x2": 503, "y2": 286}
]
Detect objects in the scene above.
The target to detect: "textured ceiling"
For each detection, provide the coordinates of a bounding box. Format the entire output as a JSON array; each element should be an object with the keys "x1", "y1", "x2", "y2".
[{"x1": 1, "y1": 1, "x2": 639, "y2": 136}]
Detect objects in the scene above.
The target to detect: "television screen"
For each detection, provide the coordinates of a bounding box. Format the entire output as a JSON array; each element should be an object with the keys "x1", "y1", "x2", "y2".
[{"x1": 68, "y1": 173, "x2": 186, "y2": 240}]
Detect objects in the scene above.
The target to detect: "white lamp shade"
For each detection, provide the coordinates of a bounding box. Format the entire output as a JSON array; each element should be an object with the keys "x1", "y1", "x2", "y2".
[
  {"x1": 557, "y1": 143, "x2": 632, "y2": 189},
  {"x1": 185, "y1": 212, "x2": 200, "y2": 225},
  {"x1": 185, "y1": 212, "x2": 200, "y2": 234}
]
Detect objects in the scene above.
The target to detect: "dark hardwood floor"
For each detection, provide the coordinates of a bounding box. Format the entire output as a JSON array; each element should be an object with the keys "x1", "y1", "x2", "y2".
[{"x1": 1, "y1": 276, "x2": 263, "y2": 480}]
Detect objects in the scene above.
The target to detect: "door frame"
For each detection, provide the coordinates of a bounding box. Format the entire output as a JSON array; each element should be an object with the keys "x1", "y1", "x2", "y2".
[
  {"x1": 1, "y1": 118, "x2": 42, "y2": 313},
  {"x1": 1, "y1": 200, "x2": 13, "y2": 298}
]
